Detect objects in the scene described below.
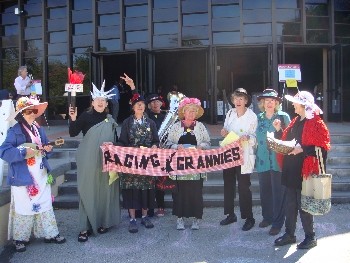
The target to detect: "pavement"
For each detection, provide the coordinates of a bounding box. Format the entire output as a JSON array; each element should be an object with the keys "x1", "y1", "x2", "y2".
[{"x1": 0, "y1": 121, "x2": 349, "y2": 263}]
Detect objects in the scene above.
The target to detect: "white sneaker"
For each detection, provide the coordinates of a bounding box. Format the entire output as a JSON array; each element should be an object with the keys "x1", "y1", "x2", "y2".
[
  {"x1": 191, "y1": 218, "x2": 199, "y2": 230},
  {"x1": 177, "y1": 218, "x2": 185, "y2": 230}
]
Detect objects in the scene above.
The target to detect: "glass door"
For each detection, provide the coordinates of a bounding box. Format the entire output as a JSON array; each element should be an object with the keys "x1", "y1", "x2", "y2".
[{"x1": 136, "y1": 49, "x2": 155, "y2": 95}]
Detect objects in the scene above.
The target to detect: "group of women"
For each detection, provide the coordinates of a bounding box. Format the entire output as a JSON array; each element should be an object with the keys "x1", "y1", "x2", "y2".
[{"x1": 0, "y1": 73, "x2": 329, "y2": 252}]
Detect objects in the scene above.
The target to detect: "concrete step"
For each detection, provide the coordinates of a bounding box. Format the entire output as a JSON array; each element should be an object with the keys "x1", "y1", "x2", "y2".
[
  {"x1": 327, "y1": 156, "x2": 350, "y2": 165},
  {"x1": 329, "y1": 144, "x2": 350, "y2": 153},
  {"x1": 327, "y1": 165, "x2": 350, "y2": 177},
  {"x1": 330, "y1": 135, "x2": 350, "y2": 144},
  {"x1": 53, "y1": 194, "x2": 79, "y2": 209}
]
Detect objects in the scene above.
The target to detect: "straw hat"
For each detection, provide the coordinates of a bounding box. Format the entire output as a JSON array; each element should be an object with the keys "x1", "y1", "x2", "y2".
[
  {"x1": 6, "y1": 96, "x2": 47, "y2": 121},
  {"x1": 178, "y1": 97, "x2": 204, "y2": 120}
]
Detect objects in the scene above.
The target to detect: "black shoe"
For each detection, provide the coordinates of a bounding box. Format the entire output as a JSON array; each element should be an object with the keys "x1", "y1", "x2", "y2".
[
  {"x1": 44, "y1": 234, "x2": 66, "y2": 244},
  {"x1": 269, "y1": 227, "x2": 281, "y2": 236},
  {"x1": 242, "y1": 218, "x2": 255, "y2": 231},
  {"x1": 274, "y1": 233, "x2": 297, "y2": 246},
  {"x1": 14, "y1": 241, "x2": 26, "y2": 252},
  {"x1": 297, "y1": 237, "x2": 317, "y2": 249},
  {"x1": 220, "y1": 214, "x2": 237, "y2": 226},
  {"x1": 97, "y1": 227, "x2": 109, "y2": 234}
]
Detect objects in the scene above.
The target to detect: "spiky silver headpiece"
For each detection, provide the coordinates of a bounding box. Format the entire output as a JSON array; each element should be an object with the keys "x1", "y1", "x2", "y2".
[{"x1": 91, "y1": 80, "x2": 114, "y2": 100}]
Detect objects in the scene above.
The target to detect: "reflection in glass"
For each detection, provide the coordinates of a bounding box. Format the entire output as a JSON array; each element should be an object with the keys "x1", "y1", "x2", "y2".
[
  {"x1": 4, "y1": 25, "x2": 18, "y2": 36},
  {"x1": 153, "y1": 35, "x2": 178, "y2": 48},
  {"x1": 212, "y1": 5, "x2": 239, "y2": 18},
  {"x1": 243, "y1": 9, "x2": 271, "y2": 23},
  {"x1": 126, "y1": 31, "x2": 148, "y2": 43},
  {"x1": 48, "y1": 43, "x2": 67, "y2": 55},
  {"x1": 305, "y1": 4, "x2": 328, "y2": 16},
  {"x1": 74, "y1": 23, "x2": 93, "y2": 35},
  {"x1": 125, "y1": 5, "x2": 147, "y2": 17},
  {"x1": 182, "y1": 26, "x2": 208, "y2": 39},
  {"x1": 306, "y1": 17, "x2": 329, "y2": 30},
  {"x1": 243, "y1": 0, "x2": 271, "y2": 9},
  {"x1": 48, "y1": 18, "x2": 67, "y2": 31},
  {"x1": 125, "y1": 17, "x2": 148, "y2": 31},
  {"x1": 276, "y1": 9, "x2": 301, "y2": 22},
  {"x1": 97, "y1": 1, "x2": 119, "y2": 14},
  {"x1": 26, "y1": 16, "x2": 42, "y2": 28},
  {"x1": 49, "y1": 32, "x2": 67, "y2": 43},
  {"x1": 72, "y1": 10, "x2": 93, "y2": 23},
  {"x1": 49, "y1": 7, "x2": 66, "y2": 19},
  {"x1": 182, "y1": 0, "x2": 208, "y2": 13},
  {"x1": 99, "y1": 39, "x2": 121, "y2": 51},
  {"x1": 73, "y1": 35, "x2": 94, "y2": 48},
  {"x1": 276, "y1": 23, "x2": 301, "y2": 35},
  {"x1": 183, "y1": 14, "x2": 208, "y2": 26},
  {"x1": 154, "y1": 0, "x2": 177, "y2": 9},
  {"x1": 276, "y1": 0, "x2": 299, "y2": 8},
  {"x1": 24, "y1": 28, "x2": 42, "y2": 40},
  {"x1": 154, "y1": 22, "x2": 178, "y2": 35},
  {"x1": 99, "y1": 14, "x2": 120, "y2": 26},
  {"x1": 98, "y1": 26, "x2": 120, "y2": 39},
  {"x1": 153, "y1": 8, "x2": 178, "y2": 22},
  {"x1": 244, "y1": 35, "x2": 272, "y2": 43},
  {"x1": 244, "y1": 23, "x2": 271, "y2": 37},
  {"x1": 73, "y1": 0, "x2": 92, "y2": 10},
  {"x1": 213, "y1": 32, "x2": 240, "y2": 44},
  {"x1": 212, "y1": 18, "x2": 240, "y2": 31},
  {"x1": 25, "y1": 40, "x2": 43, "y2": 53},
  {"x1": 306, "y1": 30, "x2": 329, "y2": 43},
  {"x1": 182, "y1": 39, "x2": 209, "y2": 46}
]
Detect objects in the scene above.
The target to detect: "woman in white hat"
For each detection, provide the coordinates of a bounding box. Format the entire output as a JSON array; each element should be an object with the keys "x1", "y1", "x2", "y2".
[
  {"x1": 220, "y1": 88, "x2": 257, "y2": 231},
  {"x1": 0, "y1": 96, "x2": 66, "y2": 252},
  {"x1": 274, "y1": 91, "x2": 330, "y2": 249},
  {"x1": 256, "y1": 89, "x2": 290, "y2": 236},
  {"x1": 166, "y1": 97, "x2": 210, "y2": 230}
]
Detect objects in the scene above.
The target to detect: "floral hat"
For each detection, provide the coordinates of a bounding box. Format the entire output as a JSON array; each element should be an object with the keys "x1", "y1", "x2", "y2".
[
  {"x1": 178, "y1": 97, "x2": 204, "y2": 120},
  {"x1": 130, "y1": 93, "x2": 145, "y2": 106},
  {"x1": 257, "y1": 88, "x2": 282, "y2": 103},
  {"x1": 285, "y1": 91, "x2": 323, "y2": 119},
  {"x1": 6, "y1": 96, "x2": 48, "y2": 121}
]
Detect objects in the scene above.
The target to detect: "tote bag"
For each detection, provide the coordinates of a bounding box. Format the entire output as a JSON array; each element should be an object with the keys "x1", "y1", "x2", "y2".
[{"x1": 301, "y1": 147, "x2": 332, "y2": 215}]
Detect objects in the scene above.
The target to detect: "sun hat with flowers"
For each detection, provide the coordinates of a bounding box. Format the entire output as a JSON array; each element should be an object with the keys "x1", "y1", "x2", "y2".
[
  {"x1": 178, "y1": 97, "x2": 204, "y2": 120},
  {"x1": 285, "y1": 90, "x2": 323, "y2": 119},
  {"x1": 6, "y1": 96, "x2": 48, "y2": 121}
]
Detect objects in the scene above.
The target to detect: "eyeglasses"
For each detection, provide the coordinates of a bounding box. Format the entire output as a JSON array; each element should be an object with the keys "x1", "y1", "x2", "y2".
[{"x1": 23, "y1": 109, "x2": 38, "y2": 115}]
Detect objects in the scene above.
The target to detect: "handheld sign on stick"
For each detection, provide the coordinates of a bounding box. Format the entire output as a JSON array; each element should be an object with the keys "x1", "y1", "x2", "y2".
[{"x1": 65, "y1": 68, "x2": 85, "y2": 109}]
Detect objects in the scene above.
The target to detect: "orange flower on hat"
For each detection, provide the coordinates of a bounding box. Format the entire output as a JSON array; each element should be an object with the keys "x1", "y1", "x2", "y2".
[{"x1": 27, "y1": 157, "x2": 36, "y2": 166}]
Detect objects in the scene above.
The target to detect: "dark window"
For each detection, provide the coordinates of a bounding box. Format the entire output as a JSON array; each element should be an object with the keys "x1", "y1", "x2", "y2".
[
  {"x1": 181, "y1": 0, "x2": 208, "y2": 14},
  {"x1": 2, "y1": 36, "x2": 18, "y2": 48},
  {"x1": 125, "y1": 5, "x2": 148, "y2": 17},
  {"x1": 3, "y1": 25, "x2": 18, "y2": 36},
  {"x1": 98, "y1": 1, "x2": 120, "y2": 14},
  {"x1": 334, "y1": 0, "x2": 350, "y2": 44},
  {"x1": 49, "y1": 7, "x2": 66, "y2": 19},
  {"x1": 153, "y1": 34, "x2": 178, "y2": 48},
  {"x1": 243, "y1": 9, "x2": 272, "y2": 23},
  {"x1": 153, "y1": 8, "x2": 178, "y2": 22},
  {"x1": 24, "y1": 27, "x2": 42, "y2": 39},
  {"x1": 72, "y1": 10, "x2": 93, "y2": 23},
  {"x1": 154, "y1": 22, "x2": 178, "y2": 35},
  {"x1": 49, "y1": 31, "x2": 67, "y2": 43},
  {"x1": 244, "y1": 23, "x2": 271, "y2": 37},
  {"x1": 99, "y1": 39, "x2": 121, "y2": 51},
  {"x1": 213, "y1": 31, "x2": 240, "y2": 44},
  {"x1": 305, "y1": 4, "x2": 328, "y2": 16},
  {"x1": 99, "y1": 14, "x2": 120, "y2": 26},
  {"x1": 98, "y1": 26, "x2": 120, "y2": 39},
  {"x1": 181, "y1": 39, "x2": 209, "y2": 46},
  {"x1": 153, "y1": 0, "x2": 177, "y2": 9},
  {"x1": 306, "y1": 30, "x2": 328, "y2": 43},
  {"x1": 48, "y1": 18, "x2": 67, "y2": 31},
  {"x1": 25, "y1": 39, "x2": 43, "y2": 52},
  {"x1": 183, "y1": 14, "x2": 208, "y2": 26},
  {"x1": 24, "y1": 3, "x2": 43, "y2": 16},
  {"x1": 26, "y1": 16, "x2": 42, "y2": 28},
  {"x1": 212, "y1": 5, "x2": 239, "y2": 18},
  {"x1": 74, "y1": 23, "x2": 93, "y2": 35},
  {"x1": 182, "y1": 26, "x2": 208, "y2": 39},
  {"x1": 47, "y1": 0, "x2": 66, "y2": 8},
  {"x1": 306, "y1": 16, "x2": 329, "y2": 29},
  {"x1": 2, "y1": 13, "x2": 17, "y2": 25}
]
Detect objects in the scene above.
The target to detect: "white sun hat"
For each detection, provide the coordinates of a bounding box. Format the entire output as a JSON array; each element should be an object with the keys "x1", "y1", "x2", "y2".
[{"x1": 285, "y1": 91, "x2": 323, "y2": 119}]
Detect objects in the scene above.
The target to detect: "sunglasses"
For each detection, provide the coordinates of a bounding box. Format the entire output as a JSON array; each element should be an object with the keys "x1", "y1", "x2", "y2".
[{"x1": 23, "y1": 109, "x2": 38, "y2": 115}]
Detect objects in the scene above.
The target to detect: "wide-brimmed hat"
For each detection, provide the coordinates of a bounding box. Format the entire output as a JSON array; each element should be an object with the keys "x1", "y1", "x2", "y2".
[
  {"x1": 230, "y1": 88, "x2": 252, "y2": 107},
  {"x1": 257, "y1": 89, "x2": 282, "y2": 103},
  {"x1": 285, "y1": 91, "x2": 323, "y2": 119},
  {"x1": 6, "y1": 96, "x2": 47, "y2": 121},
  {"x1": 130, "y1": 93, "x2": 145, "y2": 107},
  {"x1": 146, "y1": 93, "x2": 164, "y2": 105},
  {"x1": 178, "y1": 97, "x2": 204, "y2": 120}
]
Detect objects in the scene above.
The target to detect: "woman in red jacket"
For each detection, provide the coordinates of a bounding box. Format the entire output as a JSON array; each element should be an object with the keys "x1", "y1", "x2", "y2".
[{"x1": 274, "y1": 91, "x2": 330, "y2": 250}]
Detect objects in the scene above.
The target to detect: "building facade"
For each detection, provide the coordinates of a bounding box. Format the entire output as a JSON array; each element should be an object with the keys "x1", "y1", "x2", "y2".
[{"x1": 1, "y1": 0, "x2": 349, "y2": 122}]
